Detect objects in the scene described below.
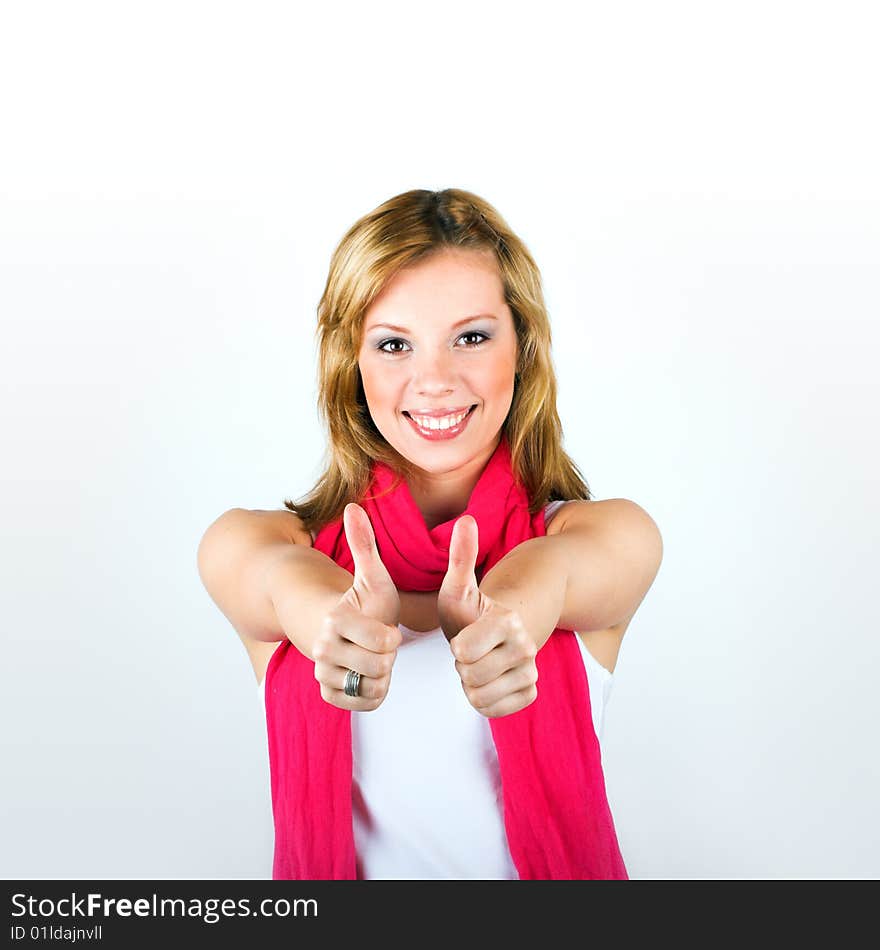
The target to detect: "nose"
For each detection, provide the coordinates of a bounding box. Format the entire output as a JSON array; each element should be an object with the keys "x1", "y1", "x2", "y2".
[{"x1": 412, "y1": 347, "x2": 456, "y2": 397}]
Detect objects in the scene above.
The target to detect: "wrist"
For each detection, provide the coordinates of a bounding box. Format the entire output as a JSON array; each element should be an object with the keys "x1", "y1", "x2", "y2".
[
  {"x1": 479, "y1": 537, "x2": 569, "y2": 651},
  {"x1": 266, "y1": 546, "x2": 352, "y2": 659}
]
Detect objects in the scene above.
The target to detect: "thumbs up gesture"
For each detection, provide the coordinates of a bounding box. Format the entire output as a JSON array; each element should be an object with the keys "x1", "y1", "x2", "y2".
[
  {"x1": 311, "y1": 503, "x2": 403, "y2": 711},
  {"x1": 437, "y1": 516, "x2": 539, "y2": 719}
]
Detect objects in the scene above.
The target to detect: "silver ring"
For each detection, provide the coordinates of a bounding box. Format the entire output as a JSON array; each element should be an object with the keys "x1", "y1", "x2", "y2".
[{"x1": 343, "y1": 669, "x2": 361, "y2": 698}]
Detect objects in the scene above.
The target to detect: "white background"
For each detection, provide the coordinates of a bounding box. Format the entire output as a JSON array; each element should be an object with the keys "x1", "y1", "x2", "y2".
[{"x1": 2, "y1": 0, "x2": 878, "y2": 879}]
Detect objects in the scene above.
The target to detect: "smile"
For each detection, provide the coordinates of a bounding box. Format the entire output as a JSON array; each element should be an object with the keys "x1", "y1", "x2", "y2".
[{"x1": 402, "y1": 405, "x2": 477, "y2": 441}]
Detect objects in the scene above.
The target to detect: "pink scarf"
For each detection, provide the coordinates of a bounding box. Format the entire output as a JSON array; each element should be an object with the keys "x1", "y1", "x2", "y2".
[{"x1": 264, "y1": 435, "x2": 628, "y2": 879}]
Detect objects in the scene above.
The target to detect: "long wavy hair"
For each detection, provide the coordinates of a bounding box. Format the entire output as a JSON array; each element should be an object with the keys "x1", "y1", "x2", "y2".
[{"x1": 283, "y1": 187, "x2": 591, "y2": 535}]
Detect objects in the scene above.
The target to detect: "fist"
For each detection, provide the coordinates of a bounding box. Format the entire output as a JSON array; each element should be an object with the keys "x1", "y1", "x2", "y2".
[
  {"x1": 312, "y1": 503, "x2": 403, "y2": 711},
  {"x1": 438, "y1": 516, "x2": 539, "y2": 718}
]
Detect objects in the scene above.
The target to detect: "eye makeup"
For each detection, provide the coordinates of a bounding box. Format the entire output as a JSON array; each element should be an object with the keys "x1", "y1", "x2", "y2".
[{"x1": 374, "y1": 329, "x2": 492, "y2": 354}]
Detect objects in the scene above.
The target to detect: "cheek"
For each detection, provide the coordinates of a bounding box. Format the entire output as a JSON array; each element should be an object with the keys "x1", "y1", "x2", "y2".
[
  {"x1": 357, "y1": 355, "x2": 376, "y2": 394},
  {"x1": 481, "y1": 356, "x2": 517, "y2": 401},
  {"x1": 359, "y1": 361, "x2": 397, "y2": 414}
]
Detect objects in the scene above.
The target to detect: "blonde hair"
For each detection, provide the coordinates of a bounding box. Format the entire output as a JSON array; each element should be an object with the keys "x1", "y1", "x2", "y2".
[{"x1": 283, "y1": 187, "x2": 591, "y2": 534}]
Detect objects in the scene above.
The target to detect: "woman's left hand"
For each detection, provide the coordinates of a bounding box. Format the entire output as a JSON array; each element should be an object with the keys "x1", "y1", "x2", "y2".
[{"x1": 437, "y1": 516, "x2": 539, "y2": 719}]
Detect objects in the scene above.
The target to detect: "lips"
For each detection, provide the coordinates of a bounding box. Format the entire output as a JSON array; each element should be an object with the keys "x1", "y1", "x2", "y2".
[
  {"x1": 403, "y1": 404, "x2": 477, "y2": 441},
  {"x1": 404, "y1": 405, "x2": 474, "y2": 418},
  {"x1": 404, "y1": 404, "x2": 474, "y2": 422}
]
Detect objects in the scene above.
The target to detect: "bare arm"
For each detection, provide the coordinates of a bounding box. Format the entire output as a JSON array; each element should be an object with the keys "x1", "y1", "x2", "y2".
[
  {"x1": 480, "y1": 499, "x2": 663, "y2": 650},
  {"x1": 196, "y1": 507, "x2": 353, "y2": 662},
  {"x1": 550, "y1": 499, "x2": 663, "y2": 633}
]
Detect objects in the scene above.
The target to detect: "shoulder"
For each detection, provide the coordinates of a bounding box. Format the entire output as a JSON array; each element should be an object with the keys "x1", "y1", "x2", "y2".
[
  {"x1": 548, "y1": 499, "x2": 663, "y2": 661},
  {"x1": 246, "y1": 508, "x2": 314, "y2": 547},
  {"x1": 546, "y1": 498, "x2": 663, "y2": 565}
]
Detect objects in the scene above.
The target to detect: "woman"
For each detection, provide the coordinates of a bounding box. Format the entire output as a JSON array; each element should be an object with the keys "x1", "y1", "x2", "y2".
[{"x1": 197, "y1": 188, "x2": 663, "y2": 880}]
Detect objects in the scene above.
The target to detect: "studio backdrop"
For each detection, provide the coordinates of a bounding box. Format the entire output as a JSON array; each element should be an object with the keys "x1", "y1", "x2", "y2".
[{"x1": 2, "y1": 0, "x2": 878, "y2": 879}]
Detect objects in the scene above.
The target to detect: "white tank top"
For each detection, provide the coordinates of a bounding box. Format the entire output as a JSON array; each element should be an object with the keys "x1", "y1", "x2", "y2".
[{"x1": 258, "y1": 500, "x2": 615, "y2": 880}]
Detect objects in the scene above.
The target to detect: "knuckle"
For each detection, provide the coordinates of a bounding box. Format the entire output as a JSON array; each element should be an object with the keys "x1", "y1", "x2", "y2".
[
  {"x1": 365, "y1": 678, "x2": 383, "y2": 700},
  {"x1": 383, "y1": 628, "x2": 402, "y2": 651},
  {"x1": 376, "y1": 675, "x2": 394, "y2": 700},
  {"x1": 516, "y1": 629, "x2": 536, "y2": 656}
]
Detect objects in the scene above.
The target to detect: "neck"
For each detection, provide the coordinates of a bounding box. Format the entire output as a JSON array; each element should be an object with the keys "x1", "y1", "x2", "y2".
[{"x1": 406, "y1": 435, "x2": 502, "y2": 530}]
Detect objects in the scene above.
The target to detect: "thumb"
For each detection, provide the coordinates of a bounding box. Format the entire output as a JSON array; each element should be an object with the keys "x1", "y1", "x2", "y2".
[
  {"x1": 440, "y1": 515, "x2": 480, "y2": 601},
  {"x1": 343, "y1": 503, "x2": 393, "y2": 590},
  {"x1": 438, "y1": 516, "x2": 482, "y2": 643}
]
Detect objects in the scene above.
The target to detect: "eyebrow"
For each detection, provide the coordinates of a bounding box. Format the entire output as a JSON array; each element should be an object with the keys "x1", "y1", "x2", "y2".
[{"x1": 365, "y1": 314, "x2": 499, "y2": 334}]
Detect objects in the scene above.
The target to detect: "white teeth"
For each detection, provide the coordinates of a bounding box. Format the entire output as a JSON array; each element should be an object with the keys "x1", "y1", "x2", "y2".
[{"x1": 410, "y1": 409, "x2": 469, "y2": 430}]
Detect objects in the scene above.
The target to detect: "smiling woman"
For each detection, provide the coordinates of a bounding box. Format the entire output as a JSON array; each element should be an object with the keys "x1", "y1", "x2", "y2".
[
  {"x1": 197, "y1": 187, "x2": 662, "y2": 882},
  {"x1": 357, "y1": 247, "x2": 518, "y2": 524}
]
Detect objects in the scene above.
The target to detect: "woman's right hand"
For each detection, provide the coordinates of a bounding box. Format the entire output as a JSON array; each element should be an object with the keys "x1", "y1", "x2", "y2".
[{"x1": 311, "y1": 503, "x2": 403, "y2": 711}]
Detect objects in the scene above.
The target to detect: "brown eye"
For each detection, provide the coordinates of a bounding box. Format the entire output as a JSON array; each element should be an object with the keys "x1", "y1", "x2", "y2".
[
  {"x1": 458, "y1": 332, "x2": 489, "y2": 347},
  {"x1": 377, "y1": 339, "x2": 408, "y2": 354}
]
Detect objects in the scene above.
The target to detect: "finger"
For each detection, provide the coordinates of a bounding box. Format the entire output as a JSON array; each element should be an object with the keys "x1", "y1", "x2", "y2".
[
  {"x1": 454, "y1": 644, "x2": 526, "y2": 688},
  {"x1": 481, "y1": 686, "x2": 538, "y2": 719},
  {"x1": 320, "y1": 683, "x2": 389, "y2": 712},
  {"x1": 313, "y1": 661, "x2": 392, "y2": 703},
  {"x1": 313, "y1": 635, "x2": 397, "y2": 680},
  {"x1": 448, "y1": 613, "x2": 507, "y2": 664},
  {"x1": 344, "y1": 503, "x2": 393, "y2": 589},
  {"x1": 462, "y1": 664, "x2": 539, "y2": 711},
  {"x1": 440, "y1": 515, "x2": 479, "y2": 600},
  {"x1": 476, "y1": 685, "x2": 539, "y2": 719},
  {"x1": 322, "y1": 606, "x2": 402, "y2": 655}
]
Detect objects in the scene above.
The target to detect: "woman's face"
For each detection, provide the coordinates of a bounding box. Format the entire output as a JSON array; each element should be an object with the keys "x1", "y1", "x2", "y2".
[{"x1": 357, "y1": 247, "x2": 519, "y2": 483}]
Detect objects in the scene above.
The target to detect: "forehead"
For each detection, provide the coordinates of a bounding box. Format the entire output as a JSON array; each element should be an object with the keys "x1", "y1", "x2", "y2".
[{"x1": 362, "y1": 249, "x2": 507, "y2": 330}]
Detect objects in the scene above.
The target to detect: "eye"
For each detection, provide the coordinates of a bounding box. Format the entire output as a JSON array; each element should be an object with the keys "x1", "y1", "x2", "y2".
[
  {"x1": 375, "y1": 331, "x2": 490, "y2": 355},
  {"x1": 458, "y1": 331, "x2": 490, "y2": 347},
  {"x1": 376, "y1": 338, "x2": 410, "y2": 354}
]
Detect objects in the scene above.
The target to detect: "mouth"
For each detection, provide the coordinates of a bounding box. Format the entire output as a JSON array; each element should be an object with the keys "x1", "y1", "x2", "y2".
[{"x1": 402, "y1": 404, "x2": 477, "y2": 441}]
